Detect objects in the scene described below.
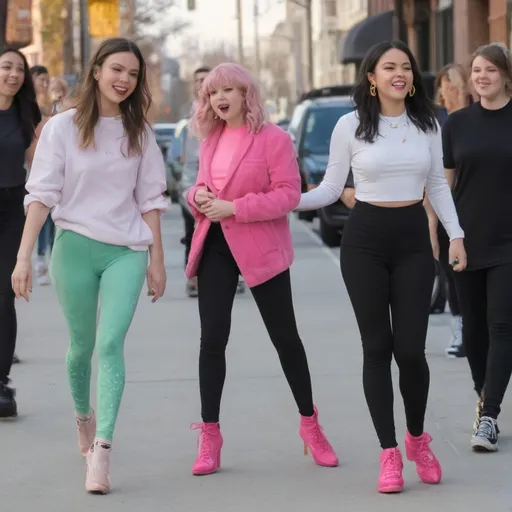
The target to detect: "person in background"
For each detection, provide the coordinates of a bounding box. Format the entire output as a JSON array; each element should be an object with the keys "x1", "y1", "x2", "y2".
[
  {"x1": 181, "y1": 66, "x2": 245, "y2": 297},
  {"x1": 296, "y1": 41, "x2": 466, "y2": 493},
  {"x1": 30, "y1": 65, "x2": 55, "y2": 286},
  {"x1": 186, "y1": 62, "x2": 337, "y2": 476},
  {"x1": 49, "y1": 77, "x2": 70, "y2": 114},
  {"x1": 425, "y1": 64, "x2": 471, "y2": 358},
  {"x1": 442, "y1": 43, "x2": 512, "y2": 453},
  {"x1": 0, "y1": 48, "x2": 41, "y2": 417},
  {"x1": 12, "y1": 38, "x2": 168, "y2": 493}
]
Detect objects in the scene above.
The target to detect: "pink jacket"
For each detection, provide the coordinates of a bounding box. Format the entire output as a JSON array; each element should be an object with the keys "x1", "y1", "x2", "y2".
[{"x1": 185, "y1": 123, "x2": 300, "y2": 288}]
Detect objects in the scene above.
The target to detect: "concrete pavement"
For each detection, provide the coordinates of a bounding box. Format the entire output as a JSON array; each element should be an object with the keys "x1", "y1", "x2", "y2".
[{"x1": 4, "y1": 206, "x2": 511, "y2": 511}]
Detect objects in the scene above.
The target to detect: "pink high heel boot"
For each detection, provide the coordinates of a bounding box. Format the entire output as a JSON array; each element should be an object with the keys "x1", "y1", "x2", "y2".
[
  {"x1": 378, "y1": 447, "x2": 404, "y2": 493},
  {"x1": 76, "y1": 410, "x2": 96, "y2": 457},
  {"x1": 299, "y1": 406, "x2": 339, "y2": 467},
  {"x1": 85, "y1": 438, "x2": 111, "y2": 494},
  {"x1": 191, "y1": 422, "x2": 223, "y2": 475},
  {"x1": 405, "y1": 431, "x2": 442, "y2": 484}
]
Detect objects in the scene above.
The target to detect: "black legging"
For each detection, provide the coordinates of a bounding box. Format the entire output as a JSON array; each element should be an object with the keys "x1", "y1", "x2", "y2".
[
  {"x1": 181, "y1": 205, "x2": 195, "y2": 267},
  {"x1": 0, "y1": 185, "x2": 25, "y2": 384},
  {"x1": 197, "y1": 222, "x2": 314, "y2": 422},
  {"x1": 340, "y1": 201, "x2": 434, "y2": 449},
  {"x1": 436, "y1": 223, "x2": 461, "y2": 315},
  {"x1": 454, "y1": 263, "x2": 512, "y2": 419}
]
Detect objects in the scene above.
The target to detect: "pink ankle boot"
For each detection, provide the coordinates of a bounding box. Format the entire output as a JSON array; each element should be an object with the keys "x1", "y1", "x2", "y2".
[
  {"x1": 85, "y1": 438, "x2": 111, "y2": 494},
  {"x1": 378, "y1": 447, "x2": 404, "y2": 493},
  {"x1": 76, "y1": 410, "x2": 96, "y2": 457},
  {"x1": 405, "y1": 431, "x2": 442, "y2": 484},
  {"x1": 299, "y1": 406, "x2": 338, "y2": 467},
  {"x1": 191, "y1": 422, "x2": 223, "y2": 476}
]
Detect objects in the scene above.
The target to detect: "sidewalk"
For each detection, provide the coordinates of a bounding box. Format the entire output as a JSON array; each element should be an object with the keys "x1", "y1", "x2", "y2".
[{"x1": 3, "y1": 206, "x2": 511, "y2": 511}]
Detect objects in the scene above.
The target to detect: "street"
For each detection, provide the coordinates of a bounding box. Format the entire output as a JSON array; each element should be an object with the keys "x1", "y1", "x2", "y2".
[{"x1": 4, "y1": 205, "x2": 511, "y2": 511}]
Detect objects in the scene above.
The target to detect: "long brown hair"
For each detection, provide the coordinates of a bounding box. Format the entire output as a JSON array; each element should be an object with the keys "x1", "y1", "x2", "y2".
[
  {"x1": 73, "y1": 38, "x2": 151, "y2": 156},
  {"x1": 472, "y1": 43, "x2": 512, "y2": 96}
]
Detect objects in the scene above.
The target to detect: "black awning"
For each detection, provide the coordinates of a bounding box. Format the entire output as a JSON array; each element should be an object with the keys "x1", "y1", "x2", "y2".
[{"x1": 340, "y1": 10, "x2": 394, "y2": 65}]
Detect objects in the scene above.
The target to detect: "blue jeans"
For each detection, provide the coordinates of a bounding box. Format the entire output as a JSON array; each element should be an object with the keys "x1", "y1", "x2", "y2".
[{"x1": 38, "y1": 216, "x2": 55, "y2": 257}]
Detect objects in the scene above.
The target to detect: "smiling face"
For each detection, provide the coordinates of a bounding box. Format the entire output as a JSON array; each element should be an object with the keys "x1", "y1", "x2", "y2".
[
  {"x1": 368, "y1": 48, "x2": 414, "y2": 103},
  {"x1": 209, "y1": 84, "x2": 245, "y2": 127},
  {"x1": 471, "y1": 55, "x2": 506, "y2": 101},
  {"x1": 0, "y1": 51, "x2": 25, "y2": 100},
  {"x1": 94, "y1": 51, "x2": 140, "y2": 115}
]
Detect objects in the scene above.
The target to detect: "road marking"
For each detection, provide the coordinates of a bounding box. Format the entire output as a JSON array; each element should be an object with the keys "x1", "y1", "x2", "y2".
[{"x1": 292, "y1": 215, "x2": 340, "y2": 268}]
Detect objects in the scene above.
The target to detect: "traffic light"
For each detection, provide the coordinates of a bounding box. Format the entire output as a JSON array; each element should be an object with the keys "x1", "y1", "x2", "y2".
[{"x1": 187, "y1": 0, "x2": 196, "y2": 10}]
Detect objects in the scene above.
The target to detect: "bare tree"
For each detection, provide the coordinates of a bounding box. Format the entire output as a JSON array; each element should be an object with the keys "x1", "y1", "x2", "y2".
[{"x1": 261, "y1": 46, "x2": 291, "y2": 104}]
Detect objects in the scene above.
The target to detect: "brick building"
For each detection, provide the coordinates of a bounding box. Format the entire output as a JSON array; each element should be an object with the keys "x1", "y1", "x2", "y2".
[{"x1": 400, "y1": 0, "x2": 511, "y2": 71}]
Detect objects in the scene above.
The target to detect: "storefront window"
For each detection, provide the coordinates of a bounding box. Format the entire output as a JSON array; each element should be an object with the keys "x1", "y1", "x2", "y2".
[
  {"x1": 508, "y1": 0, "x2": 512, "y2": 51},
  {"x1": 436, "y1": 0, "x2": 454, "y2": 68}
]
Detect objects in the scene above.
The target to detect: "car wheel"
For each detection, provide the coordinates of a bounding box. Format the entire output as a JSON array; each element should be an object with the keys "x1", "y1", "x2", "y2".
[{"x1": 319, "y1": 217, "x2": 341, "y2": 247}]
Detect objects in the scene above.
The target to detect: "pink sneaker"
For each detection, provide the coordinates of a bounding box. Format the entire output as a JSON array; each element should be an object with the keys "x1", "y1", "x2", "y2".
[
  {"x1": 191, "y1": 422, "x2": 223, "y2": 475},
  {"x1": 378, "y1": 447, "x2": 404, "y2": 493},
  {"x1": 76, "y1": 410, "x2": 96, "y2": 457},
  {"x1": 405, "y1": 431, "x2": 442, "y2": 484},
  {"x1": 85, "y1": 438, "x2": 111, "y2": 494},
  {"x1": 299, "y1": 406, "x2": 338, "y2": 467}
]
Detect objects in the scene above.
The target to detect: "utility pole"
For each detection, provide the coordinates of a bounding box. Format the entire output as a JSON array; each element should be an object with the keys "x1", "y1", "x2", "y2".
[
  {"x1": 0, "y1": 0, "x2": 8, "y2": 54},
  {"x1": 236, "y1": 0, "x2": 243, "y2": 65},
  {"x1": 79, "y1": 0, "x2": 90, "y2": 69},
  {"x1": 63, "y1": 0, "x2": 74, "y2": 74},
  {"x1": 253, "y1": 0, "x2": 260, "y2": 78},
  {"x1": 288, "y1": 0, "x2": 314, "y2": 90}
]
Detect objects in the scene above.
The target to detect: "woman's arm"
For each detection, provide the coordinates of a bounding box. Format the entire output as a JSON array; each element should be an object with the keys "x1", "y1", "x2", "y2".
[
  {"x1": 423, "y1": 194, "x2": 440, "y2": 260},
  {"x1": 232, "y1": 127, "x2": 301, "y2": 223},
  {"x1": 425, "y1": 123, "x2": 464, "y2": 241},
  {"x1": 295, "y1": 115, "x2": 352, "y2": 211},
  {"x1": 17, "y1": 202, "x2": 50, "y2": 263}
]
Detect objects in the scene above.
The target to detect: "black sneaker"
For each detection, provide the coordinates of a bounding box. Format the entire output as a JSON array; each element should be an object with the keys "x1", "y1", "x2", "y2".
[
  {"x1": 445, "y1": 343, "x2": 466, "y2": 358},
  {"x1": 0, "y1": 382, "x2": 17, "y2": 419},
  {"x1": 471, "y1": 416, "x2": 499, "y2": 452}
]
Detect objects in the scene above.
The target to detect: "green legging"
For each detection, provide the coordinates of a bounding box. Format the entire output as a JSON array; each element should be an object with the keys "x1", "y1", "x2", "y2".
[{"x1": 50, "y1": 229, "x2": 148, "y2": 441}]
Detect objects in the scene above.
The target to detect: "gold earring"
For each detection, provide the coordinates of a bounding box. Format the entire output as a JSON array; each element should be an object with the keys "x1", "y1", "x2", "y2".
[
  {"x1": 409, "y1": 85, "x2": 416, "y2": 97},
  {"x1": 370, "y1": 84, "x2": 377, "y2": 97}
]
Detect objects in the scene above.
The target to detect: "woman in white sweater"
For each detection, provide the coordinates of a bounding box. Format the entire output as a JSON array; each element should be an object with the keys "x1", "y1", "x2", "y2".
[{"x1": 297, "y1": 41, "x2": 466, "y2": 494}]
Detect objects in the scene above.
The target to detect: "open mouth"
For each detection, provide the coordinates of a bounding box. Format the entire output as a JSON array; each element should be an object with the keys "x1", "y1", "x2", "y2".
[
  {"x1": 218, "y1": 103, "x2": 229, "y2": 114},
  {"x1": 392, "y1": 81, "x2": 406, "y2": 90},
  {"x1": 113, "y1": 85, "x2": 128, "y2": 96}
]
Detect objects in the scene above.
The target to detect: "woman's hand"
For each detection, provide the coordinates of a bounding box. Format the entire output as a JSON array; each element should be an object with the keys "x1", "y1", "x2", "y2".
[
  {"x1": 12, "y1": 258, "x2": 33, "y2": 302},
  {"x1": 448, "y1": 238, "x2": 467, "y2": 272},
  {"x1": 194, "y1": 187, "x2": 215, "y2": 207},
  {"x1": 201, "y1": 199, "x2": 235, "y2": 222},
  {"x1": 146, "y1": 259, "x2": 167, "y2": 303}
]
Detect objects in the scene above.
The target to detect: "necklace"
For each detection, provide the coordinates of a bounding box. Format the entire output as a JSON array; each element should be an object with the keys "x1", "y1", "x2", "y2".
[{"x1": 380, "y1": 112, "x2": 408, "y2": 143}]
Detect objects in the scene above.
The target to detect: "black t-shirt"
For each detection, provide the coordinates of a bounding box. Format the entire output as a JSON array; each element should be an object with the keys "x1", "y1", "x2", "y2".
[
  {"x1": 442, "y1": 100, "x2": 512, "y2": 270},
  {"x1": 0, "y1": 105, "x2": 29, "y2": 189}
]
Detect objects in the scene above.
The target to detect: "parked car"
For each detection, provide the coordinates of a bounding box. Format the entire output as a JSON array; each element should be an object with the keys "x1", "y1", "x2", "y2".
[
  {"x1": 153, "y1": 122, "x2": 179, "y2": 202},
  {"x1": 288, "y1": 85, "x2": 355, "y2": 246}
]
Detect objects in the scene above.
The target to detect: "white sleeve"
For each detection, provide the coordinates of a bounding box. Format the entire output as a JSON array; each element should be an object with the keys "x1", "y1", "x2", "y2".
[
  {"x1": 425, "y1": 122, "x2": 464, "y2": 240},
  {"x1": 296, "y1": 114, "x2": 352, "y2": 211}
]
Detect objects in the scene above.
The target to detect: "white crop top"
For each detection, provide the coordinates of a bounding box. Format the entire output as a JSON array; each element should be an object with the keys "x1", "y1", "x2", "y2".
[{"x1": 297, "y1": 111, "x2": 464, "y2": 241}]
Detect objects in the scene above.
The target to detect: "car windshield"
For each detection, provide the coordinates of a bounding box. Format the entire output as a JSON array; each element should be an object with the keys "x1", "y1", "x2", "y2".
[
  {"x1": 155, "y1": 127, "x2": 175, "y2": 139},
  {"x1": 303, "y1": 105, "x2": 353, "y2": 154}
]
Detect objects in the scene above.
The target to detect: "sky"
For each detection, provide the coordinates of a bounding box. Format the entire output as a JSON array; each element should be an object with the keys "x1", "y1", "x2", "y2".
[{"x1": 166, "y1": 0, "x2": 287, "y2": 57}]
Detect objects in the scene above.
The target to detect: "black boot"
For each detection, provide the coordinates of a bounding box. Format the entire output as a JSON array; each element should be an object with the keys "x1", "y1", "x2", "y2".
[{"x1": 0, "y1": 382, "x2": 17, "y2": 418}]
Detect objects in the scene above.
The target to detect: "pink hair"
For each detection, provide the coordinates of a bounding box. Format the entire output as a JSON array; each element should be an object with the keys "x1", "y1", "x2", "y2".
[{"x1": 189, "y1": 62, "x2": 268, "y2": 140}]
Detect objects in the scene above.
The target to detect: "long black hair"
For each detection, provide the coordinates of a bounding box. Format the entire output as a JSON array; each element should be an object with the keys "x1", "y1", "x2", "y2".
[
  {"x1": 1, "y1": 48, "x2": 42, "y2": 147},
  {"x1": 352, "y1": 40, "x2": 437, "y2": 144}
]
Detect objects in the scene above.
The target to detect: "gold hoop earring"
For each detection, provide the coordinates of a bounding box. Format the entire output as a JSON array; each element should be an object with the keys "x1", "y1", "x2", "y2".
[
  {"x1": 370, "y1": 84, "x2": 377, "y2": 97},
  {"x1": 409, "y1": 85, "x2": 416, "y2": 97}
]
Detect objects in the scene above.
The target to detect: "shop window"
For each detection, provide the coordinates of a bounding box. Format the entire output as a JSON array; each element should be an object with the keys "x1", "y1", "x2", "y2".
[{"x1": 436, "y1": 6, "x2": 454, "y2": 67}]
